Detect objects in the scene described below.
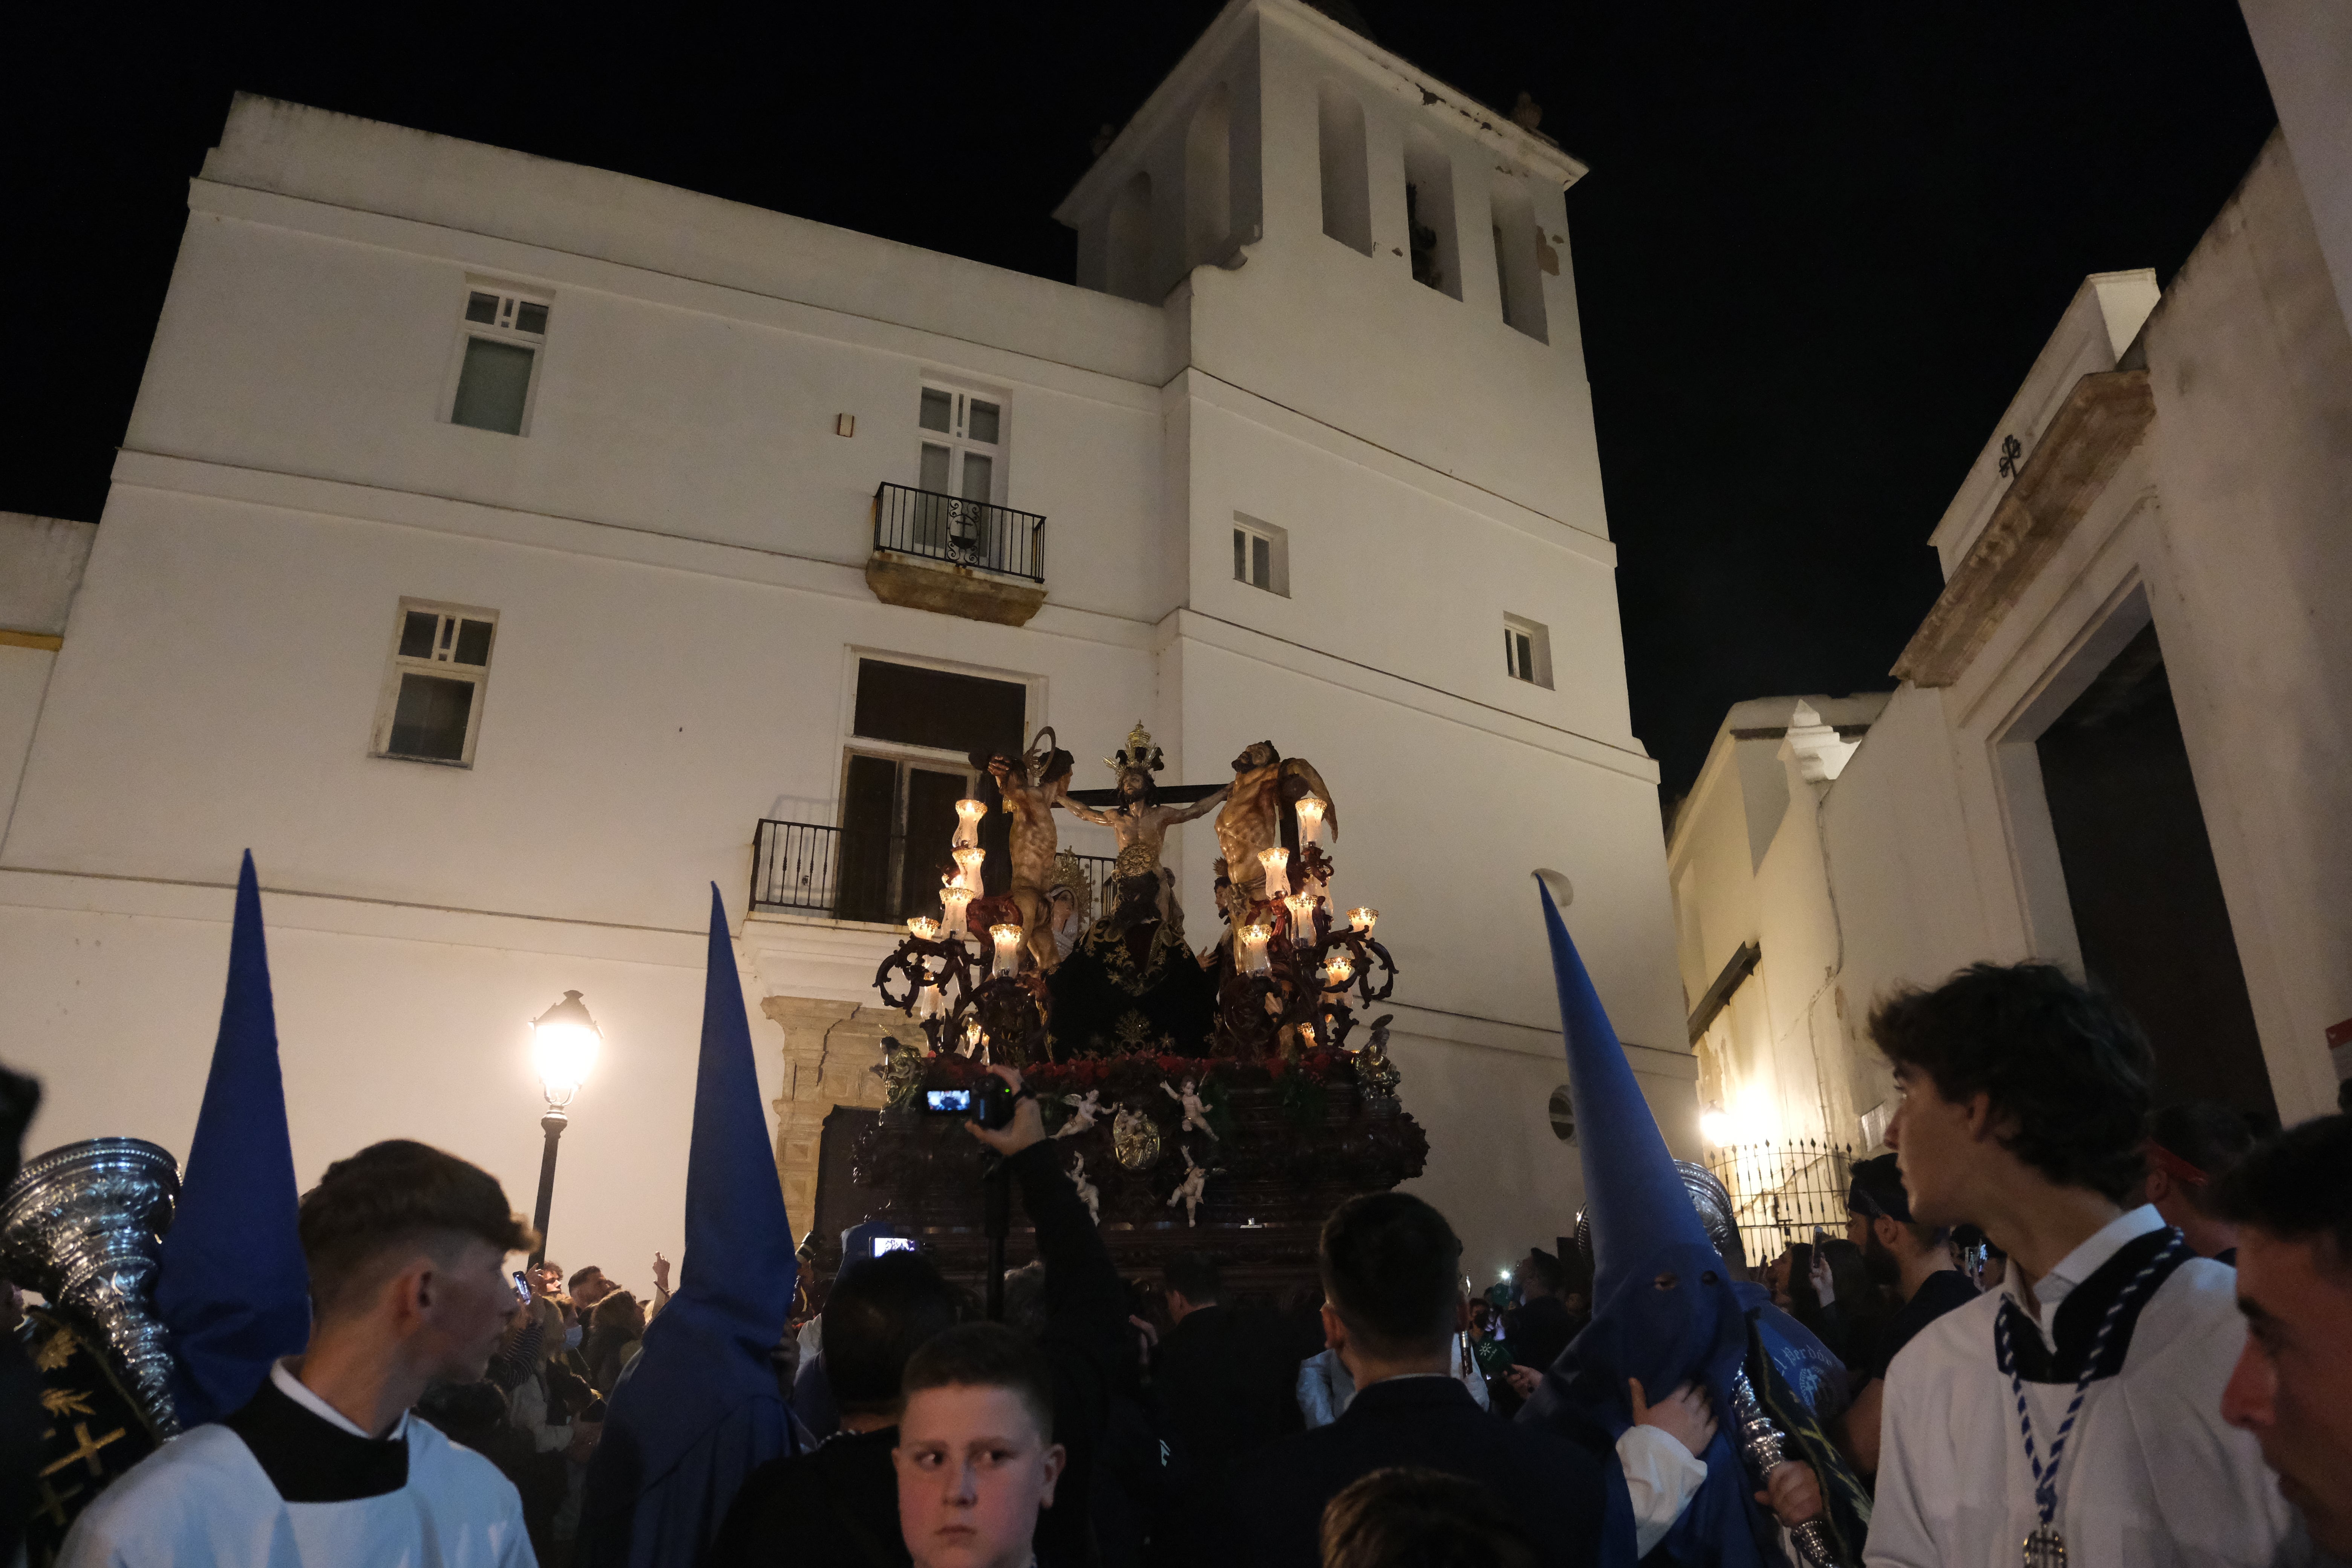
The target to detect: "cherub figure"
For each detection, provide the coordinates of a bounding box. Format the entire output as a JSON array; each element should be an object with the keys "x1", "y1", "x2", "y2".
[
  {"x1": 1055, "y1": 1089, "x2": 1105, "y2": 1139},
  {"x1": 1068, "y1": 1153, "x2": 1101, "y2": 1225},
  {"x1": 1167, "y1": 1147, "x2": 1220, "y2": 1227},
  {"x1": 1160, "y1": 1076, "x2": 1216, "y2": 1141}
]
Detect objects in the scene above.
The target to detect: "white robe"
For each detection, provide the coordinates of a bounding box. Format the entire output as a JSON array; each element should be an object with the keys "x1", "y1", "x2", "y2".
[
  {"x1": 1867, "y1": 1206, "x2": 2291, "y2": 1568},
  {"x1": 58, "y1": 1363, "x2": 534, "y2": 1568}
]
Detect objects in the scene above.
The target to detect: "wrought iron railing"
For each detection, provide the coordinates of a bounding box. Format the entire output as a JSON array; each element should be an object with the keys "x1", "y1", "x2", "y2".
[
  {"x1": 872, "y1": 482, "x2": 1046, "y2": 582},
  {"x1": 750, "y1": 819, "x2": 1113, "y2": 926},
  {"x1": 1703, "y1": 1139, "x2": 1855, "y2": 1266}
]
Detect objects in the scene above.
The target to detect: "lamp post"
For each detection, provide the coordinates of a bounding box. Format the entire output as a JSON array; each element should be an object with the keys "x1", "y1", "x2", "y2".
[{"x1": 527, "y1": 989, "x2": 602, "y2": 1268}]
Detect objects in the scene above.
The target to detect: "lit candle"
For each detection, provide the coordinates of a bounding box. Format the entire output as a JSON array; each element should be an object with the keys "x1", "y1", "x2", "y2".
[
  {"x1": 941, "y1": 884, "x2": 972, "y2": 937},
  {"x1": 1259, "y1": 847, "x2": 1291, "y2": 901},
  {"x1": 1239, "y1": 923, "x2": 1273, "y2": 975},
  {"x1": 989, "y1": 922, "x2": 1023, "y2": 977},
  {"x1": 1285, "y1": 893, "x2": 1317, "y2": 945},
  {"x1": 907, "y1": 915, "x2": 941, "y2": 942},
  {"x1": 1295, "y1": 796, "x2": 1326, "y2": 846},
  {"x1": 953, "y1": 846, "x2": 987, "y2": 892},
  {"x1": 954, "y1": 798, "x2": 987, "y2": 848},
  {"x1": 1323, "y1": 953, "x2": 1354, "y2": 989},
  {"x1": 1348, "y1": 906, "x2": 1378, "y2": 935}
]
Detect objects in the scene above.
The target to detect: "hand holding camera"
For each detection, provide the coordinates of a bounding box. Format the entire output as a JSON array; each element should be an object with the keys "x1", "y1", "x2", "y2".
[{"x1": 964, "y1": 1065, "x2": 1044, "y2": 1157}]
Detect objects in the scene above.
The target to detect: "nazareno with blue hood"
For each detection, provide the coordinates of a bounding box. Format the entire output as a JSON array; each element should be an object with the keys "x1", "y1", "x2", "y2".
[{"x1": 1518, "y1": 870, "x2": 1870, "y2": 1567}]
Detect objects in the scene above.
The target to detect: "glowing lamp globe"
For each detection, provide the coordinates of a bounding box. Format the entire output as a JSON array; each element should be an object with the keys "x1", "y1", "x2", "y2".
[{"x1": 531, "y1": 991, "x2": 602, "y2": 1106}]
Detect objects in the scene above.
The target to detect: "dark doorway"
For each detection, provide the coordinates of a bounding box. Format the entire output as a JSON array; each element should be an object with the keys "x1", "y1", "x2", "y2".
[{"x1": 2036, "y1": 623, "x2": 2276, "y2": 1126}]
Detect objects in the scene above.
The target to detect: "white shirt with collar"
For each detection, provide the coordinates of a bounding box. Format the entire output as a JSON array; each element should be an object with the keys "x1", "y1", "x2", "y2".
[
  {"x1": 58, "y1": 1357, "x2": 533, "y2": 1567},
  {"x1": 1867, "y1": 1205, "x2": 2289, "y2": 1566}
]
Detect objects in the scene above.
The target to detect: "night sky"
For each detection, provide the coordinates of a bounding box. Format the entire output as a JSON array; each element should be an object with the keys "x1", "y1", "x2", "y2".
[{"x1": 6, "y1": 3, "x2": 2277, "y2": 797}]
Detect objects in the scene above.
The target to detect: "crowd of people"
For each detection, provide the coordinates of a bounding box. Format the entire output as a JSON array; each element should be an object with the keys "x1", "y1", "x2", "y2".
[{"x1": 32, "y1": 899, "x2": 2352, "y2": 1566}]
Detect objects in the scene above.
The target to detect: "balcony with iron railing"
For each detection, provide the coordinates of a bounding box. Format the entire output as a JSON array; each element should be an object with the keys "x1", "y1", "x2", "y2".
[
  {"x1": 863, "y1": 482, "x2": 1049, "y2": 627},
  {"x1": 750, "y1": 819, "x2": 1117, "y2": 929}
]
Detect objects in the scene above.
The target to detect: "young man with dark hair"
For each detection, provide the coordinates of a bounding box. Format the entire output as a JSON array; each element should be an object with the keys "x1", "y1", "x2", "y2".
[
  {"x1": 61, "y1": 1139, "x2": 539, "y2": 1565},
  {"x1": 2215, "y1": 1114, "x2": 2352, "y2": 1561},
  {"x1": 567, "y1": 1265, "x2": 616, "y2": 1311},
  {"x1": 1148, "y1": 1248, "x2": 1299, "y2": 1562},
  {"x1": 1320, "y1": 1467, "x2": 1536, "y2": 1568},
  {"x1": 2145, "y1": 1100, "x2": 2257, "y2": 1263},
  {"x1": 713, "y1": 1067, "x2": 1124, "y2": 1568},
  {"x1": 1233, "y1": 1192, "x2": 1713, "y2": 1568},
  {"x1": 894, "y1": 1323, "x2": 1065, "y2": 1568},
  {"x1": 1864, "y1": 963, "x2": 2289, "y2": 1566},
  {"x1": 1832, "y1": 1153, "x2": 1976, "y2": 1477}
]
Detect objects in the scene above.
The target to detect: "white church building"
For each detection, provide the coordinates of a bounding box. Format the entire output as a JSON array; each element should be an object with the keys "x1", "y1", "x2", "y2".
[{"x1": 0, "y1": 0, "x2": 1693, "y2": 1280}]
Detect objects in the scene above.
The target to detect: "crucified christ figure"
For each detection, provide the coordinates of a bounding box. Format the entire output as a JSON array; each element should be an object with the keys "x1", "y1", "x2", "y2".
[{"x1": 1060, "y1": 761, "x2": 1227, "y2": 918}]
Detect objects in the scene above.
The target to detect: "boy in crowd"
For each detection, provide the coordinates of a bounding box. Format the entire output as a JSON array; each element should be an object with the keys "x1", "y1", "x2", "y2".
[
  {"x1": 1864, "y1": 963, "x2": 2288, "y2": 1566},
  {"x1": 61, "y1": 1140, "x2": 538, "y2": 1566},
  {"x1": 2145, "y1": 1100, "x2": 2256, "y2": 1263},
  {"x1": 894, "y1": 1324, "x2": 1066, "y2": 1568}
]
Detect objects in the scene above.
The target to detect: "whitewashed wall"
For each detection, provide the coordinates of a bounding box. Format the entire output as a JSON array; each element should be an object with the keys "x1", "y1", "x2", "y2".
[
  {"x1": 1669, "y1": 132, "x2": 2352, "y2": 1149},
  {"x1": 3, "y1": 3, "x2": 1694, "y2": 1283}
]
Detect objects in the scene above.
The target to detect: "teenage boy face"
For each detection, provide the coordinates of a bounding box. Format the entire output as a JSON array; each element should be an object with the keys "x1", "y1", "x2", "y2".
[
  {"x1": 895, "y1": 1383, "x2": 1064, "y2": 1568},
  {"x1": 2222, "y1": 1228, "x2": 2352, "y2": 1555},
  {"x1": 1884, "y1": 1065, "x2": 1985, "y2": 1229}
]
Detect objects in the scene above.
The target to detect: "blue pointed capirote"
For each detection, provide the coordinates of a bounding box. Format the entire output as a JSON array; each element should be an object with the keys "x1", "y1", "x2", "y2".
[
  {"x1": 580, "y1": 884, "x2": 798, "y2": 1567},
  {"x1": 1519, "y1": 871, "x2": 1774, "y2": 1566},
  {"x1": 153, "y1": 851, "x2": 312, "y2": 1427},
  {"x1": 1533, "y1": 869, "x2": 1715, "y2": 1302}
]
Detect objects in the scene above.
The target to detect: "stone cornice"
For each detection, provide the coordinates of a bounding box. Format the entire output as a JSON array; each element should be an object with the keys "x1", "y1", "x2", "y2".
[{"x1": 1892, "y1": 369, "x2": 2155, "y2": 688}]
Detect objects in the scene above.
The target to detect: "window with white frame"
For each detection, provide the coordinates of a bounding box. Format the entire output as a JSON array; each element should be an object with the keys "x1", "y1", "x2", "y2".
[
  {"x1": 373, "y1": 600, "x2": 499, "y2": 765},
  {"x1": 1504, "y1": 614, "x2": 1553, "y2": 688},
  {"x1": 449, "y1": 285, "x2": 551, "y2": 436},
  {"x1": 917, "y1": 386, "x2": 1004, "y2": 503},
  {"x1": 1231, "y1": 513, "x2": 1290, "y2": 596}
]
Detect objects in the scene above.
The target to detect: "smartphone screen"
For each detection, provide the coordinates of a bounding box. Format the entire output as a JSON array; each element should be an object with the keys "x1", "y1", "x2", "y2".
[
  {"x1": 925, "y1": 1089, "x2": 971, "y2": 1114},
  {"x1": 871, "y1": 1236, "x2": 917, "y2": 1258},
  {"x1": 512, "y1": 1270, "x2": 531, "y2": 1302}
]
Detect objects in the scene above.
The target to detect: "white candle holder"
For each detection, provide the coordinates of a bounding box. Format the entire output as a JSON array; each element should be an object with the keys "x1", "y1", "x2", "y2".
[
  {"x1": 953, "y1": 846, "x2": 987, "y2": 892},
  {"x1": 989, "y1": 922, "x2": 1024, "y2": 977},
  {"x1": 1295, "y1": 796, "x2": 1326, "y2": 846},
  {"x1": 1238, "y1": 923, "x2": 1273, "y2": 975},
  {"x1": 1259, "y1": 847, "x2": 1291, "y2": 901},
  {"x1": 916, "y1": 982, "x2": 945, "y2": 1020},
  {"x1": 953, "y1": 799, "x2": 988, "y2": 848},
  {"x1": 1348, "y1": 906, "x2": 1379, "y2": 935},
  {"x1": 1323, "y1": 953, "x2": 1355, "y2": 989},
  {"x1": 1284, "y1": 893, "x2": 1317, "y2": 945},
  {"x1": 941, "y1": 885, "x2": 972, "y2": 937},
  {"x1": 906, "y1": 916, "x2": 941, "y2": 942}
]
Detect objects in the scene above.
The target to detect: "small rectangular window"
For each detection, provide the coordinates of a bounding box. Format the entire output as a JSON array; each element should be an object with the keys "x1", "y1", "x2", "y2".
[
  {"x1": 374, "y1": 599, "x2": 499, "y2": 766},
  {"x1": 1231, "y1": 514, "x2": 1289, "y2": 597},
  {"x1": 1504, "y1": 614, "x2": 1553, "y2": 688},
  {"x1": 448, "y1": 284, "x2": 550, "y2": 437}
]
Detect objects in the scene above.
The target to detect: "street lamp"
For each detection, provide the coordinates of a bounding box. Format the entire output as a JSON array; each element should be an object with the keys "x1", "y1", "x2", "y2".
[{"x1": 528, "y1": 990, "x2": 601, "y2": 1268}]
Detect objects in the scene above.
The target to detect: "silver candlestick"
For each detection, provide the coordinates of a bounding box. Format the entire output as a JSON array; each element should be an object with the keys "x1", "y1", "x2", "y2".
[
  {"x1": 1729, "y1": 1368, "x2": 1845, "y2": 1568},
  {"x1": 0, "y1": 1138, "x2": 183, "y2": 1438}
]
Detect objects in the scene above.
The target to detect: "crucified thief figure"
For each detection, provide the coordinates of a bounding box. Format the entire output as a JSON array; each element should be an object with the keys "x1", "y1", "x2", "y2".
[{"x1": 987, "y1": 730, "x2": 1079, "y2": 972}]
